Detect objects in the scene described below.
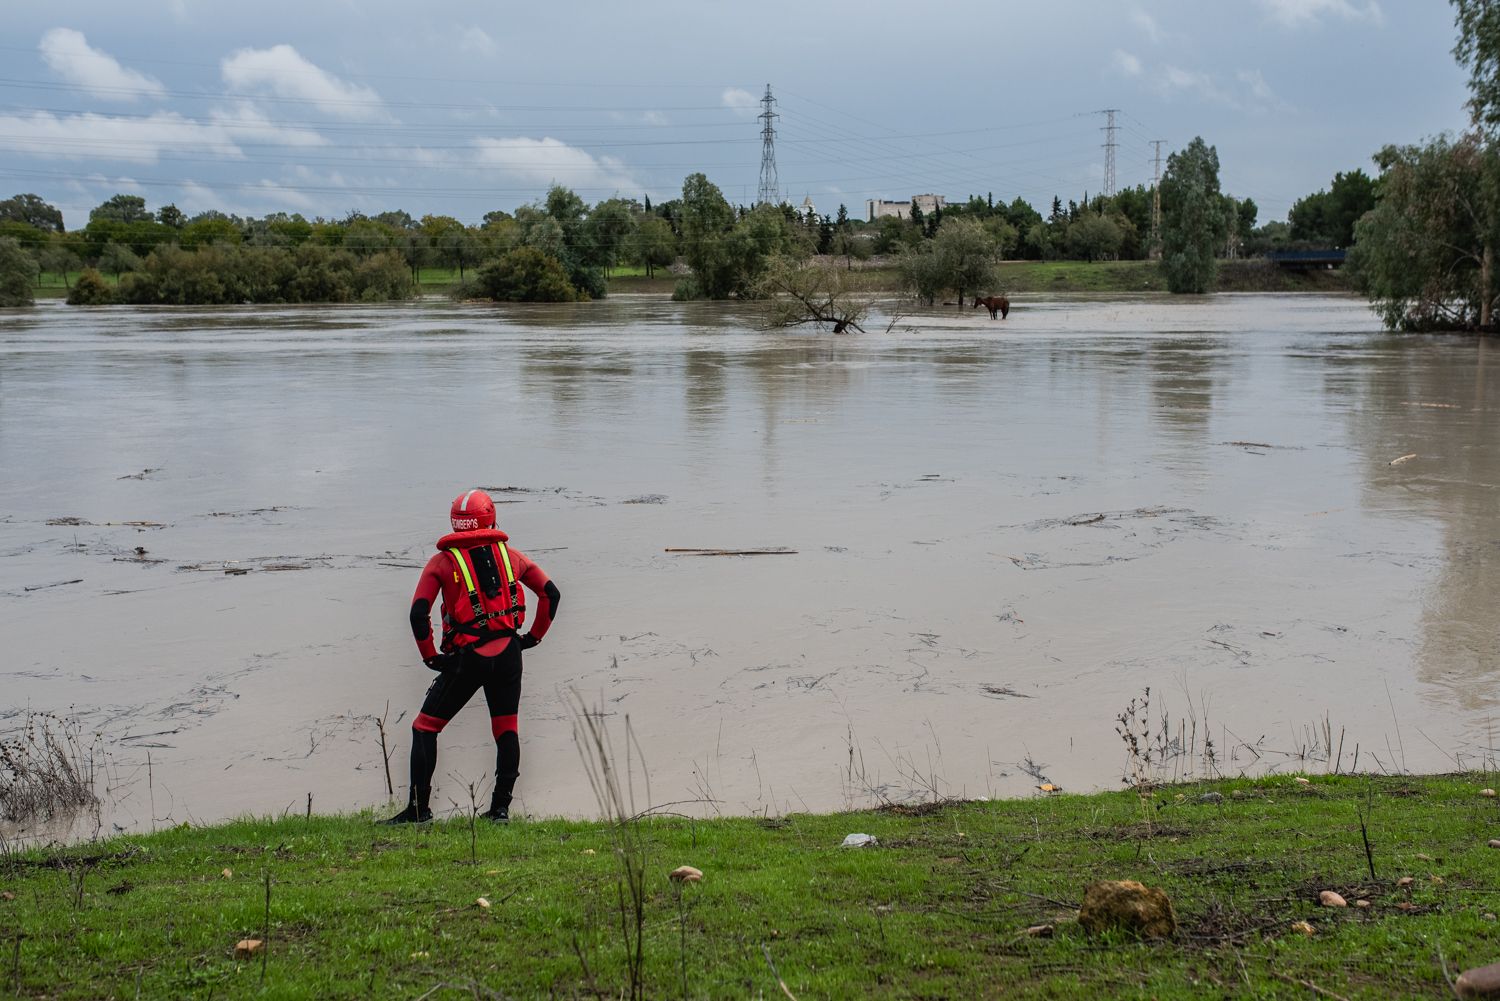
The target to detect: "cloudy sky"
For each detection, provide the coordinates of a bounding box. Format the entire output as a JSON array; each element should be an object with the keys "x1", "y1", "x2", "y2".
[{"x1": 0, "y1": 0, "x2": 1471, "y2": 229}]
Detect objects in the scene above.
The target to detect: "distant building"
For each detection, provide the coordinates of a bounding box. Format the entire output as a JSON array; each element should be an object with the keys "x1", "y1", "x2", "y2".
[
  {"x1": 800, "y1": 196, "x2": 818, "y2": 220},
  {"x1": 866, "y1": 194, "x2": 946, "y2": 222}
]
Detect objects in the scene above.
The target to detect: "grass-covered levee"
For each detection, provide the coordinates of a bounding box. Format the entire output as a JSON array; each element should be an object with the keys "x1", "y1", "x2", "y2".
[{"x1": 3, "y1": 771, "x2": 1500, "y2": 998}]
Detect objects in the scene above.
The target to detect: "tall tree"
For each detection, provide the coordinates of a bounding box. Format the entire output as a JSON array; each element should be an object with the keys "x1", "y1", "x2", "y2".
[
  {"x1": 1350, "y1": 135, "x2": 1500, "y2": 329},
  {"x1": 1158, "y1": 137, "x2": 1226, "y2": 293},
  {"x1": 0, "y1": 194, "x2": 65, "y2": 232},
  {"x1": 1289, "y1": 170, "x2": 1375, "y2": 246},
  {"x1": 89, "y1": 194, "x2": 152, "y2": 224},
  {"x1": 1454, "y1": 0, "x2": 1500, "y2": 130},
  {"x1": 679, "y1": 173, "x2": 737, "y2": 297}
]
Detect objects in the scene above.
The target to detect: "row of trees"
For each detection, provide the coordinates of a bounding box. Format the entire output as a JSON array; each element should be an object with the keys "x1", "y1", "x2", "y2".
[
  {"x1": 65, "y1": 244, "x2": 414, "y2": 306},
  {"x1": 0, "y1": 136, "x2": 1352, "y2": 309}
]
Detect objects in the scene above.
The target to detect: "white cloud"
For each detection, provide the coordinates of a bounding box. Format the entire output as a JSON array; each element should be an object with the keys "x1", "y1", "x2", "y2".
[
  {"x1": 1257, "y1": 0, "x2": 1384, "y2": 28},
  {"x1": 1157, "y1": 65, "x2": 1239, "y2": 109},
  {"x1": 209, "y1": 102, "x2": 330, "y2": 148},
  {"x1": 221, "y1": 45, "x2": 385, "y2": 120},
  {"x1": 1130, "y1": 8, "x2": 1165, "y2": 44},
  {"x1": 0, "y1": 110, "x2": 245, "y2": 163},
  {"x1": 609, "y1": 109, "x2": 671, "y2": 126},
  {"x1": 722, "y1": 88, "x2": 757, "y2": 117},
  {"x1": 472, "y1": 137, "x2": 639, "y2": 194},
  {"x1": 246, "y1": 179, "x2": 321, "y2": 212},
  {"x1": 0, "y1": 106, "x2": 329, "y2": 164},
  {"x1": 458, "y1": 26, "x2": 496, "y2": 56},
  {"x1": 1111, "y1": 49, "x2": 1143, "y2": 77},
  {"x1": 39, "y1": 28, "x2": 166, "y2": 101},
  {"x1": 174, "y1": 180, "x2": 221, "y2": 216},
  {"x1": 1237, "y1": 68, "x2": 1277, "y2": 105},
  {"x1": 1148, "y1": 64, "x2": 1290, "y2": 115}
]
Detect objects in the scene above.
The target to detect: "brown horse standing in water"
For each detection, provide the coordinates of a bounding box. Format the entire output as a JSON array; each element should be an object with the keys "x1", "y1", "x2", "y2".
[{"x1": 973, "y1": 295, "x2": 1010, "y2": 320}]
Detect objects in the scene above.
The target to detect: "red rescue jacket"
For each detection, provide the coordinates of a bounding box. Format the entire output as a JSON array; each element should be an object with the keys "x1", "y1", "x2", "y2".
[{"x1": 410, "y1": 528, "x2": 554, "y2": 659}]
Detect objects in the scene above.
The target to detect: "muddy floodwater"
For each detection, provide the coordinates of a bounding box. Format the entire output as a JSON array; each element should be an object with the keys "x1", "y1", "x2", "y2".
[{"x1": 1, "y1": 294, "x2": 1497, "y2": 837}]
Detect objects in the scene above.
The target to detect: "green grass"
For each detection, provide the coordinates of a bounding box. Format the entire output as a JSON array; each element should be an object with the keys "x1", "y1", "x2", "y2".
[
  {"x1": 29, "y1": 260, "x2": 1353, "y2": 303},
  {"x1": 31, "y1": 271, "x2": 116, "y2": 299},
  {"x1": 3, "y1": 773, "x2": 1496, "y2": 998},
  {"x1": 995, "y1": 259, "x2": 1167, "y2": 292}
]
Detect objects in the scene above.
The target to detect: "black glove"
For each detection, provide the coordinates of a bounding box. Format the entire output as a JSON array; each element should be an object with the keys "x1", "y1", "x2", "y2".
[
  {"x1": 517, "y1": 633, "x2": 539, "y2": 651},
  {"x1": 424, "y1": 652, "x2": 459, "y2": 672}
]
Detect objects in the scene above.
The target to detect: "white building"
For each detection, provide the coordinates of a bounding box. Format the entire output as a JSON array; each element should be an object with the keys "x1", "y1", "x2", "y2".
[{"x1": 866, "y1": 194, "x2": 946, "y2": 221}]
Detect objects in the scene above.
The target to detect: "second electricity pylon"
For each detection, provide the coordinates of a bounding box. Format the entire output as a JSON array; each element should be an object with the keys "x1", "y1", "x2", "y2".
[
  {"x1": 1150, "y1": 139, "x2": 1167, "y2": 256},
  {"x1": 757, "y1": 84, "x2": 779, "y2": 206},
  {"x1": 1098, "y1": 108, "x2": 1120, "y2": 197}
]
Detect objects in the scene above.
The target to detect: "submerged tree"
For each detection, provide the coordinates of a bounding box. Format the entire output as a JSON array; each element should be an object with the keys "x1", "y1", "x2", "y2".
[
  {"x1": 470, "y1": 246, "x2": 579, "y2": 302},
  {"x1": 755, "y1": 255, "x2": 869, "y2": 333},
  {"x1": 931, "y1": 217, "x2": 998, "y2": 306},
  {"x1": 1346, "y1": 1, "x2": 1500, "y2": 329},
  {"x1": 1350, "y1": 135, "x2": 1500, "y2": 329},
  {"x1": 0, "y1": 237, "x2": 35, "y2": 307}
]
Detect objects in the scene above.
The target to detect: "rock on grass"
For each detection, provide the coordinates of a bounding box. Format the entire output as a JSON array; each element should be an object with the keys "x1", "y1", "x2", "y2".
[
  {"x1": 1456, "y1": 960, "x2": 1500, "y2": 999},
  {"x1": 1078, "y1": 880, "x2": 1176, "y2": 939}
]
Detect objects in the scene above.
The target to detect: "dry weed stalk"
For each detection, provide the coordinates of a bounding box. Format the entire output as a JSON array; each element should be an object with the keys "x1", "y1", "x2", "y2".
[
  {"x1": 0, "y1": 711, "x2": 103, "y2": 825},
  {"x1": 570, "y1": 691, "x2": 650, "y2": 1001}
]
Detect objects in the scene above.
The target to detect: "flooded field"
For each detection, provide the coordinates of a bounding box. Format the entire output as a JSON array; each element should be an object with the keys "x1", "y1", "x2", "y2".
[{"x1": 1, "y1": 293, "x2": 1496, "y2": 837}]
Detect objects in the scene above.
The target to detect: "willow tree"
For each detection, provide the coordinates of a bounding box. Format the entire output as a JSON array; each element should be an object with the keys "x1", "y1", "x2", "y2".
[
  {"x1": 1346, "y1": 1, "x2": 1500, "y2": 329},
  {"x1": 1158, "y1": 137, "x2": 1226, "y2": 294},
  {"x1": 1350, "y1": 135, "x2": 1500, "y2": 330}
]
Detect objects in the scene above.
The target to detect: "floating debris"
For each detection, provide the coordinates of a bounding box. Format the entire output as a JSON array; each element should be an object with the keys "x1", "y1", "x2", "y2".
[
  {"x1": 665, "y1": 547, "x2": 797, "y2": 556},
  {"x1": 23, "y1": 578, "x2": 83, "y2": 592},
  {"x1": 980, "y1": 684, "x2": 1032, "y2": 699}
]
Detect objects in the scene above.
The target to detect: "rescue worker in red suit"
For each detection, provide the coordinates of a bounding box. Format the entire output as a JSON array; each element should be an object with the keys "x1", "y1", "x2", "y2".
[{"x1": 383, "y1": 489, "x2": 560, "y2": 824}]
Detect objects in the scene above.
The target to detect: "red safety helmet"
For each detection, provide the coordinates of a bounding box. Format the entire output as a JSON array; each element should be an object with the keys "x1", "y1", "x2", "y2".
[{"x1": 450, "y1": 488, "x2": 496, "y2": 532}]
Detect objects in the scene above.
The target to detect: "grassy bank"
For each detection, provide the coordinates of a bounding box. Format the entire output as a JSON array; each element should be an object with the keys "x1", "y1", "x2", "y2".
[
  {"x1": 949, "y1": 259, "x2": 1351, "y2": 295},
  {"x1": 27, "y1": 259, "x2": 1353, "y2": 302},
  {"x1": 3, "y1": 773, "x2": 1497, "y2": 998}
]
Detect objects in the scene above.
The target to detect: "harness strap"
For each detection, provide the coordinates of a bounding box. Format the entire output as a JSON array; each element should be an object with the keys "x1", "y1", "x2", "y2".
[
  {"x1": 447, "y1": 546, "x2": 487, "y2": 622},
  {"x1": 496, "y1": 542, "x2": 525, "y2": 620},
  {"x1": 443, "y1": 545, "x2": 526, "y2": 647}
]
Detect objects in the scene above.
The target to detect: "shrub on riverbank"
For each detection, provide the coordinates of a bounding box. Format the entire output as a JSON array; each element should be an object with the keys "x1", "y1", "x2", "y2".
[
  {"x1": 455, "y1": 246, "x2": 583, "y2": 302},
  {"x1": 0, "y1": 236, "x2": 33, "y2": 307},
  {"x1": 65, "y1": 268, "x2": 113, "y2": 305},
  {"x1": 3, "y1": 773, "x2": 1496, "y2": 998}
]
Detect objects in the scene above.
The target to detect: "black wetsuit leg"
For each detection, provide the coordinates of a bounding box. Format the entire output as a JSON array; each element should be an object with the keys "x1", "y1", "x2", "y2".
[
  {"x1": 481, "y1": 641, "x2": 524, "y2": 811},
  {"x1": 407, "y1": 651, "x2": 487, "y2": 812}
]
